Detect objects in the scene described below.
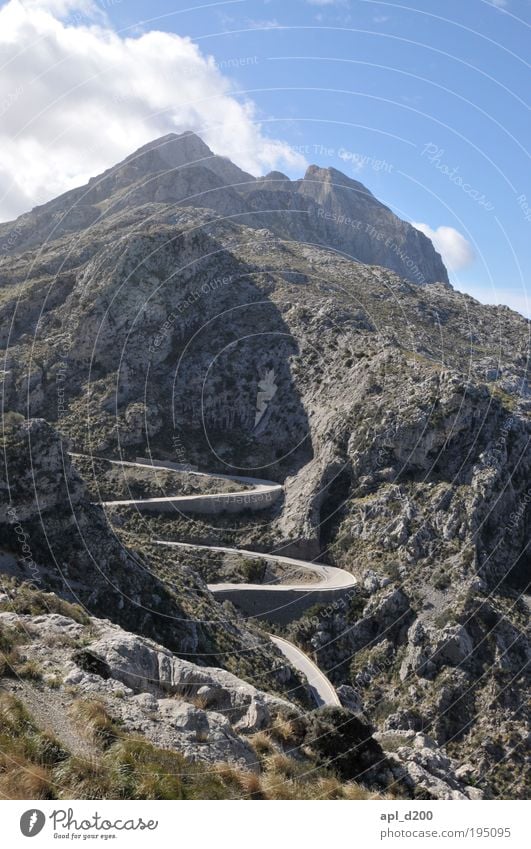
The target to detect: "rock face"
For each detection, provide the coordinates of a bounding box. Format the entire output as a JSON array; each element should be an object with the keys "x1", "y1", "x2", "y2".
[
  {"x1": 0, "y1": 418, "x2": 196, "y2": 646},
  {"x1": 375, "y1": 731, "x2": 484, "y2": 800},
  {"x1": 0, "y1": 132, "x2": 448, "y2": 285},
  {"x1": 67, "y1": 619, "x2": 295, "y2": 768},
  {"x1": 0, "y1": 602, "x2": 486, "y2": 797},
  {"x1": 244, "y1": 163, "x2": 449, "y2": 284},
  {"x1": 82, "y1": 625, "x2": 292, "y2": 729},
  {"x1": 0, "y1": 610, "x2": 292, "y2": 768}
]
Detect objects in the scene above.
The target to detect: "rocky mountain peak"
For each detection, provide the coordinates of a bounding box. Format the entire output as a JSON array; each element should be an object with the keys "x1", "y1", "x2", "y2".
[
  {"x1": 261, "y1": 170, "x2": 291, "y2": 184},
  {"x1": 302, "y1": 164, "x2": 373, "y2": 195},
  {"x1": 0, "y1": 131, "x2": 448, "y2": 284},
  {"x1": 299, "y1": 164, "x2": 376, "y2": 210},
  {"x1": 0, "y1": 131, "x2": 528, "y2": 800},
  {"x1": 88, "y1": 130, "x2": 239, "y2": 191},
  {"x1": 122, "y1": 130, "x2": 219, "y2": 174}
]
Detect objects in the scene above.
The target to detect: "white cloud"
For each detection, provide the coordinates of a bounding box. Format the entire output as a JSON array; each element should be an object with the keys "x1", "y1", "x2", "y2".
[
  {"x1": 0, "y1": 0, "x2": 306, "y2": 221},
  {"x1": 488, "y1": 0, "x2": 508, "y2": 7},
  {"x1": 412, "y1": 222, "x2": 476, "y2": 271},
  {"x1": 23, "y1": 0, "x2": 98, "y2": 14}
]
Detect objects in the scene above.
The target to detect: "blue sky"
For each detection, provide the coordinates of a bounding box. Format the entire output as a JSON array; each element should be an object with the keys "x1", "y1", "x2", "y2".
[{"x1": 0, "y1": 0, "x2": 529, "y2": 314}]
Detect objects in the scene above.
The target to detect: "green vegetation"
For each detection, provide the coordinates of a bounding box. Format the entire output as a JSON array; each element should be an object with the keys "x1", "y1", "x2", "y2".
[
  {"x1": 0, "y1": 620, "x2": 26, "y2": 678},
  {"x1": 241, "y1": 558, "x2": 266, "y2": 583},
  {"x1": 433, "y1": 570, "x2": 451, "y2": 591},
  {"x1": 489, "y1": 385, "x2": 519, "y2": 412},
  {"x1": 0, "y1": 618, "x2": 44, "y2": 681}
]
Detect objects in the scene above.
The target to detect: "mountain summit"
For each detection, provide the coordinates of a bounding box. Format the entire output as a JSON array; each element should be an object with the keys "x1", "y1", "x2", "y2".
[{"x1": 0, "y1": 132, "x2": 448, "y2": 284}]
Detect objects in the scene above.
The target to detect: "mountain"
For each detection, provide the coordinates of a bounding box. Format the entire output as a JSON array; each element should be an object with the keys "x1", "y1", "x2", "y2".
[
  {"x1": 0, "y1": 132, "x2": 448, "y2": 285},
  {"x1": 244, "y1": 163, "x2": 449, "y2": 284},
  {"x1": 0, "y1": 134, "x2": 529, "y2": 800}
]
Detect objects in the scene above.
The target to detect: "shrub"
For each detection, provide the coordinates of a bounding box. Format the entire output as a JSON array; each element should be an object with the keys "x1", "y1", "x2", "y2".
[
  {"x1": 0, "y1": 580, "x2": 89, "y2": 624},
  {"x1": 0, "y1": 693, "x2": 392, "y2": 800},
  {"x1": 303, "y1": 706, "x2": 386, "y2": 781},
  {"x1": 249, "y1": 731, "x2": 274, "y2": 756},
  {"x1": 0, "y1": 694, "x2": 68, "y2": 800},
  {"x1": 0, "y1": 757, "x2": 53, "y2": 800},
  {"x1": 269, "y1": 714, "x2": 297, "y2": 745},
  {"x1": 433, "y1": 571, "x2": 451, "y2": 591},
  {"x1": 241, "y1": 559, "x2": 266, "y2": 583},
  {"x1": 16, "y1": 658, "x2": 43, "y2": 681}
]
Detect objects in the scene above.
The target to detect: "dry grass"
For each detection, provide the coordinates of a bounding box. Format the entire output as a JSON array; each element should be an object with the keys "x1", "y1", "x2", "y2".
[
  {"x1": 0, "y1": 692, "x2": 391, "y2": 801},
  {"x1": 187, "y1": 692, "x2": 211, "y2": 710},
  {"x1": 315, "y1": 776, "x2": 346, "y2": 799},
  {"x1": 16, "y1": 658, "x2": 42, "y2": 681},
  {"x1": 269, "y1": 714, "x2": 297, "y2": 745},
  {"x1": 70, "y1": 699, "x2": 119, "y2": 747},
  {"x1": 0, "y1": 694, "x2": 67, "y2": 800},
  {"x1": 0, "y1": 621, "x2": 27, "y2": 678},
  {"x1": 342, "y1": 782, "x2": 382, "y2": 800},
  {"x1": 260, "y1": 771, "x2": 304, "y2": 800},
  {"x1": 214, "y1": 763, "x2": 264, "y2": 798},
  {"x1": 237, "y1": 770, "x2": 263, "y2": 798},
  {"x1": 0, "y1": 756, "x2": 53, "y2": 800},
  {"x1": 0, "y1": 626, "x2": 42, "y2": 681},
  {"x1": 249, "y1": 730, "x2": 275, "y2": 756},
  {"x1": 53, "y1": 754, "x2": 115, "y2": 799},
  {"x1": 42, "y1": 633, "x2": 80, "y2": 649},
  {"x1": 267, "y1": 752, "x2": 299, "y2": 779},
  {"x1": 0, "y1": 579, "x2": 89, "y2": 624},
  {"x1": 0, "y1": 648, "x2": 20, "y2": 678}
]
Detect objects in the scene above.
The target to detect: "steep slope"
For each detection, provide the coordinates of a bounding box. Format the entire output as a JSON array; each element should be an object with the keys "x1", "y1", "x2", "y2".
[
  {"x1": 0, "y1": 581, "x2": 395, "y2": 800},
  {"x1": 0, "y1": 132, "x2": 447, "y2": 284},
  {"x1": 0, "y1": 133, "x2": 252, "y2": 255},
  {"x1": 0, "y1": 416, "x2": 306, "y2": 698}
]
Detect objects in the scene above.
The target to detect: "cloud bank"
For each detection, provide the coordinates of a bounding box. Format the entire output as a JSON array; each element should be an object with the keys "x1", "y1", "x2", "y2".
[
  {"x1": 412, "y1": 222, "x2": 476, "y2": 271},
  {"x1": 0, "y1": 0, "x2": 306, "y2": 221}
]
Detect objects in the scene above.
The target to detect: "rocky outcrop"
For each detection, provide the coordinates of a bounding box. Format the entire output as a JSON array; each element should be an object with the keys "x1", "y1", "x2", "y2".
[
  {"x1": 78, "y1": 624, "x2": 293, "y2": 729},
  {"x1": 0, "y1": 610, "x2": 288, "y2": 768},
  {"x1": 399, "y1": 621, "x2": 475, "y2": 680},
  {"x1": 245, "y1": 163, "x2": 449, "y2": 284},
  {"x1": 375, "y1": 731, "x2": 484, "y2": 800}
]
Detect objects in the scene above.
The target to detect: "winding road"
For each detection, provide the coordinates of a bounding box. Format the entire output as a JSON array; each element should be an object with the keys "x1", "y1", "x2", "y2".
[
  {"x1": 87, "y1": 455, "x2": 356, "y2": 708},
  {"x1": 270, "y1": 635, "x2": 340, "y2": 708}
]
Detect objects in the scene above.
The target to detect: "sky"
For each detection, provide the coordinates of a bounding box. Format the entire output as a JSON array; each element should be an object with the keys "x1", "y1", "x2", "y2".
[{"x1": 0, "y1": 0, "x2": 529, "y2": 315}]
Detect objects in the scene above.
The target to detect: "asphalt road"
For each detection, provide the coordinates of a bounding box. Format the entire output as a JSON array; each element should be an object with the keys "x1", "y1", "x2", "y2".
[
  {"x1": 78, "y1": 453, "x2": 352, "y2": 707},
  {"x1": 154, "y1": 539, "x2": 357, "y2": 592},
  {"x1": 270, "y1": 635, "x2": 341, "y2": 708}
]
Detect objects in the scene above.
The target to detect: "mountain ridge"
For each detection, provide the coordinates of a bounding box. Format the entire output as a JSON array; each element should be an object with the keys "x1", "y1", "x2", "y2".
[{"x1": 0, "y1": 132, "x2": 449, "y2": 285}]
